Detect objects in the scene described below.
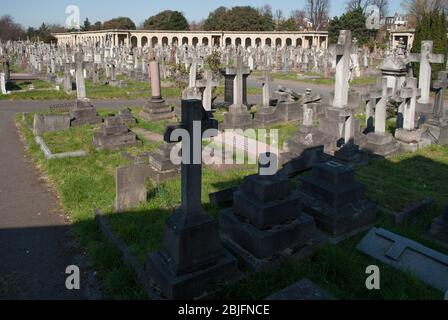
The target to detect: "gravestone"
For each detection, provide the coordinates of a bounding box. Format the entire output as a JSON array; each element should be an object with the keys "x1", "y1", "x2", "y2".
[
  {"x1": 182, "y1": 57, "x2": 202, "y2": 100},
  {"x1": 361, "y1": 77, "x2": 400, "y2": 156},
  {"x1": 146, "y1": 99, "x2": 238, "y2": 300},
  {"x1": 220, "y1": 153, "x2": 324, "y2": 270},
  {"x1": 33, "y1": 114, "x2": 71, "y2": 135},
  {"x1": 298, "y1": 161, "x2": 377, "y2": 240},
  {"x1": 0, "y1": 72, "x2": 7, "y2": 94},
  {"x1": 427, "y1": 71, "x2": 448, "y2": 144},
  {"x1": 147, "y1": 141, "x2": 180, "y2": 183},
  {"x1": 140, "y1": 58, "x2": 174, "y2": 121},
  {"x1": 266, "y1": 278, "x2": 336, "y2": 300},
  {"x1": 220, "y1": 60, "x2": 251, "y2": 106},
  {"x1": 357, "y1": 227, "x2": 448, "y2": 292},
  {"x1": 118, "y1": 108, "x2": 136, "y2": 125},
  {"x1": 222, "y1": 56, "x2": 253, "y2": 130},
  {"x1": 430, "y1": 206, "x2": 448, "y2": 244},
  {"x1": 197, "y1": 69, "x2": 218, "y2": 111},
  {"x1": 93, "y1": 116, "x2": 140, "y2": 150},
  {"x1": 115, "y1": 164, "x2": 152, "y2": 212},
  {"x1": 253, "y1": 69, "x2": 279, "y2": 126}
]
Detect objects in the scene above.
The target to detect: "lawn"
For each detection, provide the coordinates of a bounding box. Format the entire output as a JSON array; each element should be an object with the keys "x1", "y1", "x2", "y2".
[{"x1": 16, "y1": 110, "x2": 448, "y2": 300}]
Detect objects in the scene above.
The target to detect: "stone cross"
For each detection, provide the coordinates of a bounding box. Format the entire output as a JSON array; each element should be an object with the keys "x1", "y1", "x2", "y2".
[
  {"x1": 0, "y1": 72, "x2": 6, "y2": 95},
  {"x1": 197, "y1": 69, "x2": 218, "y2": 111},
  {"x1": 257, "y1": 68, "x2": 271, "y2": 107},
  {"x1": 399, "y1": 77, "x2": 421, "y2": 131},
  {"x1": 432, "y1": 71, "x2": 448, "y2": 121},
  {"x1": 75, "y1": 49, "x2": 87, "y2": 100},
  {"x1": 232, "y1": 55, "x2": 249, "y2": 107},
  {"x1": 188, "y1": 56, "x2": 198, "y2": 89},
  {"x1": 373, "y1": 77, "x2": 389, "y2": 134},
  {"x1": 333, "y1": 30, "x2": 352, "y2": 108},
  {"x1": 408, "y1": 41, "x2": 445, "y2": 104},
  {"x1": 164, "y1": 99, "x2": 218, "y2": 218}
]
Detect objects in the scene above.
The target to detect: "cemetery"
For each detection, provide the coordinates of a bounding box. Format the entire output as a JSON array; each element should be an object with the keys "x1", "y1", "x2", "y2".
[{"x1": 1, "y1": 1, "x2": 448, "y2": 302}]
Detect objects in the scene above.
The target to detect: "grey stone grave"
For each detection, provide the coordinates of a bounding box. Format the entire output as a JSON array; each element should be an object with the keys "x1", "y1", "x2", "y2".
[
  {"x1": 93, "y1": 116, "x2": 140, "y2": 150},
  {"x1": 220, "y1": 153, "x2": 325, "y2": 271},
  {"x1": 220, "y1": 59, "x2": 251, "y2": 106},
  {"x1": 357, "y1": 227, "x2": 448, "y2": 293},
  {"x1": 253, "y1": 69, "x2": 278, "y2": 126},
  {"x1": 146, "y1": 99, "x2": 238, "y2": 300},
  {"x1": 427, "y1": 71, "x2": 448, "y2": 144},
  {"x1": 115, "y1": 164, "x2": 152, "y2": 212},
  {"x1": 33, "y1": 114, "x2": 71, "y2": 135},
  {"x1": 298, "y1": 161, "x2": 377, "y2": 240},
  {"x1": 118, "y1": 108, "x2": 136, "y2": 126},
  {"x1": 147, "y1": 141, "x2": 180, "y2": 183}
]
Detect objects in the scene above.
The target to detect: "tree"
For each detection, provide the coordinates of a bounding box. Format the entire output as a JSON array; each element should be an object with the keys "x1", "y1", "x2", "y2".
[
  {"x1": 328, "y1": 8, "x2": 375, "y2": 45},
  {"x1": 103, "y1": 17, "x2": 136, "y2": 30},
  {"x1": 203, "y1": 6, "x2": 274, "y2": 31},
  {"x1": 277, "y1": 18, "x2": 299, "y2": 31},
  {"x1": 346, "y1": 0, "x2": 389, "y2": 17},
  {"x1": 275, "y1": 9, "x2": 284, "y2": 28},
  {"x1": 25, "y1": 23, "x2": 64, "y2": 43},
  {"x1": 0, "y1": 15, "x2": 25, "y2": 41},
  {"x1": 143, "y1": 10, "x2": 189, "y2": 30},
  {"x1": 402, "y1": 0, "x2": 448, "y2": 21},
  {"x1": 291, "y1": 9, "x2": 310, "y2": 30},
  {"x1": 411, "y1": 11, "x2": 448, "y2": 80},
  {"x1": 189, "y1": 20, "x2": 204, "y2": 31},
  {"x1": 91, "y1": 21, "x2": 103, "y2": 31},
  {"x1": 81, "y1": 18, "x2": 91, "y2": 31},
  {"x1": 306, "y1": 0, "x2": 330, "y2": 30}
]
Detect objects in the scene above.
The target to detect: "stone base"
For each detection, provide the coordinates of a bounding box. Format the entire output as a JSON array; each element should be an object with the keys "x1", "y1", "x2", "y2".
[
  {"x1": 416, "y1": 102, "x2": 433, "y2": 121},
  {"x1": 146, "y1": 248, "x2": 238, "y2": 300},
  {"x1": 298, "y1": 190, "x2": 377, "y2": 239},
  {"x1": 140, "y1": 98, "x2": 174, "y2": 122},
  {"x1": 220, "y1": 209, "x2": 325, "y2": 271},
  {"x1": 285, "y1": 126, "x2": 328, "y2": 157},
  {"x1": 430, "y1": 216, "x2": 448, "y2": 244},
  {"x1": 147, "y1": 143, "x2": 180, "y2": 183},
  {"x1": 93, "y1": 132, "x2": 141, "y2": 150},
  {"x1": 361, "y1": 132, "x2": 400, "y2": 157},
  {"x1": 427, "y1": 121, "x2": 448, "y2": 145},
  {"x1": 275, "y1": 101, "x2": 301, "y2": 122},
  {"x1": 395, "y1": 128, "x2": 432, "y2": 152},
  {"x1": 253, "y1": 107, "x2": 279, "y2": 127},
  {"x1": 70, "y1": 100, "x2": 102, "y2": 126},
  {"x1": 333, "y1": 144, "x2": 368, "y2": 167},
  {"x1": 221, "y1": 105, "x2": 253, "y2": 130}
]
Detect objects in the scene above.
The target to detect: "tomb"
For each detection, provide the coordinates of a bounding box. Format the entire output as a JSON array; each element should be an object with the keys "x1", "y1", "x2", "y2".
[{"x1": 93, "y1": 116, "x2": 140, "y2": 150}]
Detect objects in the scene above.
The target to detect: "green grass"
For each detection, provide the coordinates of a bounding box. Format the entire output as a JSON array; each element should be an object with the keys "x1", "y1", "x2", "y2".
[{"x1": 16, "y1": 112, "x2": 448, "y2": 300}]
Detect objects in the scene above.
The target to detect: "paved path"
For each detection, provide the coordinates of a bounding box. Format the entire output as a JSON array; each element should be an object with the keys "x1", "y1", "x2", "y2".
[{"x1": 0, "y1": 103, "x2": 102, "y2": 299}]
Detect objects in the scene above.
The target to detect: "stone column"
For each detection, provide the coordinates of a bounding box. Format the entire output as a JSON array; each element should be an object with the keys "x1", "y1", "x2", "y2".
[{"x1": 149, "y1": 60, "x2": 161, "y2": 99}]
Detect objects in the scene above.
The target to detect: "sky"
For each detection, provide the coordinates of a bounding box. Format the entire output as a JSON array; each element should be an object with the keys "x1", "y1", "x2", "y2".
[{"x1": 2, "y1": 0, "x2": 404, "y2": 28}]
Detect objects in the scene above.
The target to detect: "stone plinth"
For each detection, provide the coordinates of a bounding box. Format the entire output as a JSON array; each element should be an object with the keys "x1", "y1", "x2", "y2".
[
  {"x1": 140, "y1": 98, "x2": 174, "y2": 122},
  {"x1": 361, "y1": 132, "x2": 399, "y2": 157},
  {"x1": 298, "y1": 161, "x2": 377, "y2": 240},
  {"x1": 222, "y1": 104, "x2": 253, "y2": 130},
  {"x1": 70, "y1": 99, "x2": 102, "y2": 126},
  {"x1": 93, "y1": 117, "x2": 140, "y2": 150},
  {"x1": 147, "y1": 142, "x2": 180, "y2": 183}
]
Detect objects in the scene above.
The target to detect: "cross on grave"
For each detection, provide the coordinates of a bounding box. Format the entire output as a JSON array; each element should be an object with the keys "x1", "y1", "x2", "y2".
[
  {"x1": 232, "y1": 55, "x2": 250, "y2": 108},
  {"x1": 333, "y1": 30, "x2": 352, "y2": 108},
  {"x1": 74, "y1": 48, "x2": 87, "y2": 100},
  {"x1": 432, "y1": 71, "x2": 448, "y2": 122},
  {"x1": 147, "y1": 99, "x2": 238, "y2": 299},
  {"x1": 408, "y1": 41, "x2": 445, "y2": 104},
  {"x1": 399, "y1": 77, "x2": 421, "y2": 131},
  {"x1": 257, "y1": 68, "x2": 272, "y2": 107},
  {"x1": 197, "y1": 69, "x2": 219, "y2": 111},
  {"x1": 372, "y1": 77, "x2": 389, "y2": 134}
]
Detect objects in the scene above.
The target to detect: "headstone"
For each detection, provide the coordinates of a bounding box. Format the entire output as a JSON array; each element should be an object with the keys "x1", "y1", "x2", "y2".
[
  {"x1": 266, "y1": 278, "x2": 336, "y2": 300},
  {"x1": 332, "y1": 30, "x2": 352, "y2": 108},
  {"x1": 115, "y1": 164, "x2": 152, "y2": 211},
  {"x1": 427, "y1": 71, "x2": 448, "y2": 144},
  {"x1": 357, "y1": 227, "x2": 448, "y2": 292},
  {"x1": 197, "y1": 69, "x2": 218, "y2": 111},
  {"x1": 146, "y1": 99, "x2": 238, "y2": 300},
  {"x1": 33, "y1": 114, "x2": 71, "y2": 135},
  {"x1": 253, "y1": 69, "x2": 278, "y2": 126},
  {"x1": 118, "y1": 108, "x2": 136, "y2": 125},
  {"x1": 298, "y1": 161, "x2": 377, "y2": 240},
  {"x1": 0, "y1": 72, "x2": 7, "y2": 94},
  {"x1": 93, "y1": 116, "x2": 140, "y2": 150},
  {"x1": 220, "y1": 60, "x2": 251, "y2": 106},
  {"x1": 140, "y1": 58, "x2": 174, "y2": 121},
  {"x1": 220, "y1": 153, "x2": 324, "y2": 270}
]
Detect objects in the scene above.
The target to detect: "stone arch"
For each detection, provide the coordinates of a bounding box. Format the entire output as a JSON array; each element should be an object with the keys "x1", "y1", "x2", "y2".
[
  {"x1": 235, "y1": 37, "x2": 242, "y2": 46},
  {"x1": 245, "y1": 38, "x2": 252, "y2": 48},
  {"x1": 225, "y1": 37, "x2": 232, "y2": 46},
  {"x1": 202, "y1": 37, "x2": 209, "y2": 46},
  {"x1": 182, "y1": 37, "x2": 189, "y2": 45},
  {"x1": 130, "y1": 36, "x2": 138, "y2": 48},
  {"x1": 286, "y1": 38, "x2": 292, "y2": 46},
  {"x1": 296, "y1": 38, "x2": 302, "y2": 47},
  {"x1": 161, "y1": 37, "x2": 169, "y2": 46},
  {"x1": 141, "y1": 36, "x2": 148, "y2": 47},
  {"x1": 172, "y1": 37, "x2": 179, "y2": 45},
  {"x1": 151, "y1": 36, "x2": 158, "y2": 47},
  {"x1": 192, "y1": 37, "x2": 199, "y2": 47},
  {"x1": 255, "y1": 38, "x2": 262, "y2": 47},
  {"x1": 265, "y1": 38, "x2": 272, "y2": 47},
  {"x1": 275, "y1": 38, "x2": 282, "y2": 47}
]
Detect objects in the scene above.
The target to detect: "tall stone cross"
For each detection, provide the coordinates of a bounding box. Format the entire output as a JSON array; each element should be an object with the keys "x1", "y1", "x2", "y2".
[
  {"x1": 333, "y1": 30, "x2": 352, "y2": 108},
  {"x1": 373, "y1": 77, "x2": 389, "y2": 134},
  {"x1": 408, "y1": 41, "x2": 445, "y2": 104},
  {"x1": 74, "y1": 48, "x2": 87, "y2": 100},
  {"x1": 164, "y1": 99, "x2": 218, "y2": 217},
  {"x1": 188, "y1": 55, "x2": 198, "y2": 89},
  {"x1": 399, "y1": 77, "x2": 421, "y2": 131},
  {"x1": 232, "y1": 55, "x2": 250, "y2": 107},
  {"x1": 432, "y1": 71, "x2": 448, "y2": 122},
  {"x1": 197, "y1": 69, "x2": 219, "y2": 111},
  {"x1": 257, "y1": 68, "x2": 272, "y2": 107}
]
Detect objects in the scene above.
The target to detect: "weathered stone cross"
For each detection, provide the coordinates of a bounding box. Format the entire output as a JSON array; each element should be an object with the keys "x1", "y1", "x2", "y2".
[
  {"x1": 333, "y1": 30, "x2": 352, "y2": 108},
  {"x1": 197, "y1": 69, "x2": 219, "y2": 111},
  {"x1": 74, "y1": 48, "x2": 87, "y2": 100},
  {"x1": 432, "y1": 71, "x2": 448, "y2": 121},
  {"x1": 257, "y1": 68, "x2": 272, "y2": 108},
  {"x1": 399, "y1": 77, "x2": 421, "y2": 131},
  {"x1": 372, "y1": 77, "x2": 389, "y2": 134},
  {"x1": 408, "y1": 41, "x2": 445, "y2": 104}
]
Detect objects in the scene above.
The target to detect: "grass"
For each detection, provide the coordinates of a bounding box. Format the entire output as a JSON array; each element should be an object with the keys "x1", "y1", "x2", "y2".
[{"x1": 16, "y1": 110, "x2": 448, "y2": 300}]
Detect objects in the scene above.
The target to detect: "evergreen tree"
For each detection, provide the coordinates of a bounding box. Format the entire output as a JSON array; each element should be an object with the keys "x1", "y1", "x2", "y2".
[
  {"x1": 143, "y1": 10, "x2": 189, "y2": 30},
  {"x1": 411, "y1": 12, "x2": 448, "y2": 80},
  {"x1": 82, "y1": 18, "x2": 91, "y2": 31},
  {"x1": 328, "y1": 8, "x2": 375, "y2": 46}
]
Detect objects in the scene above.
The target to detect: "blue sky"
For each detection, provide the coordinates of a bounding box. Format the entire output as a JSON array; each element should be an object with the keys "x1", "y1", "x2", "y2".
[{"x1": 2, "y1": 0, "x2": 404, "y2": 28}]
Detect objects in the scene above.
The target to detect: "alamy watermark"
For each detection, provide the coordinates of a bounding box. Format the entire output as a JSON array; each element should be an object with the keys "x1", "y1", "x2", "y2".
[
  {"x1": 365, "y1": 265, "x2": 380, "y2": 290},
  {"x1": 365, "y1": 5, "x2": 381, "y2": 30},
  {"x1": 65, "y1": 265, "x2": 80, "y2": 290},
  {"x1": 65, "y1": 5, "x2": 81, "y2": 30}
]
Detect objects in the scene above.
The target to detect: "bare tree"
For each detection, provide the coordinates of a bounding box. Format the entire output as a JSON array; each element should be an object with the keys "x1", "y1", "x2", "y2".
[
  {"x1": 372, "y1": 0, "x2": 389, "y2": 17},
  {"x1": 0, "y1": 15, "x2": 24, "y2": 41},
  {"x1": 189, "y1": 20, "x2": 204, "y2": 31},
  {"x1": 346, "y1": 0, "x2": 372, "y2": 11},
  {"x1": 291, "y1": 9, "x2": 309, "y2": 29},
  {"x1": 402, "y1": 0, "x2": 448, "y2": 19},
  {"x1": 306, "y1": 0, "x2": 330, "y2": 30},
  {"x1": 275, "y1": 9, "x2": 284, "y2": 26}
]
